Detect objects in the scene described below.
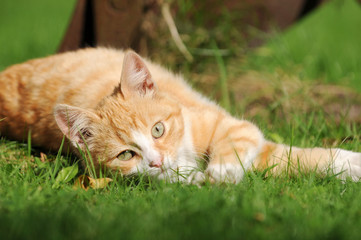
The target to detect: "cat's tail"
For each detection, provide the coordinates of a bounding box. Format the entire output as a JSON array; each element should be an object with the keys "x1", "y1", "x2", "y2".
[{"x1": 254, "y1": 141, "x2": 361, "y2": 181}]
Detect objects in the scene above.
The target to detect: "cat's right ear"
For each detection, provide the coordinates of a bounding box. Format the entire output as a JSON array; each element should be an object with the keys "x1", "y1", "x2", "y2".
[
  {"x1": 54, "y1": 104, "x2": 98, "y2": 149},
  {"x1": 116, "y1": 51, "x2": 157, "y2": 99}
]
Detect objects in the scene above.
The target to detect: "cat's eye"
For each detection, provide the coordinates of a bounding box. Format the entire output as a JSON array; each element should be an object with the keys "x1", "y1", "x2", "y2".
[
  {"x1": 117, "y1": 150, "x2": 135, "y2": 161},
  {"x1": 151, "y1": 122, "x2": 165, "y2": 139}
]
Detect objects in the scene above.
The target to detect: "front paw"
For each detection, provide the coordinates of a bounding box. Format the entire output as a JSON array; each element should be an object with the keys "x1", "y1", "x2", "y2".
[
  {"x1": 206, "y1": 163, "x2": 245, "y2": 184},
  {"x1": 332, "y1": 149, "x2": 361, "y2": 181},
  {"x1": 186, "y1": 171, "x2": 206, "y2": 185}
]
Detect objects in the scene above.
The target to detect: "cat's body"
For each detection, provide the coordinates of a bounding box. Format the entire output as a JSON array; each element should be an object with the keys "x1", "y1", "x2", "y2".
[{"x1": 1, "y1": 48, "x2": 360, "y2": 183}]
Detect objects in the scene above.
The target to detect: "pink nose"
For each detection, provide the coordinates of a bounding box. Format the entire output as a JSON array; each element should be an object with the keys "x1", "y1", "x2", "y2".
[{"x1": 149, "y1": 157, "x2": 163, "y2": 168}]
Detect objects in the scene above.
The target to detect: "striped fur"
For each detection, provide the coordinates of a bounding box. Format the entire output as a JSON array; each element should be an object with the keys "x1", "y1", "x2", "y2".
[{"x1": 0, "y1": 48, "x2": 360, "y2": 183}]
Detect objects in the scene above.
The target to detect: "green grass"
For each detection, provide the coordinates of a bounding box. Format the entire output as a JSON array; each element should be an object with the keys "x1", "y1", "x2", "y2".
[
  {"x1": 1, "y1": 0, "x2": 361, "y2": 239},
  {"x1": 245, "y1": 0, "x2": 361, "y2": 92}
]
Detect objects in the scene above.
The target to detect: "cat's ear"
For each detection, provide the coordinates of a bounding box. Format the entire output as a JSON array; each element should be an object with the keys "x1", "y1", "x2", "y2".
[
  {"x1": 117, "y1": 51, "x2": 157, "y2": 98},
  {"x1": 54, "y1": 104, "x2": 98, "y2": 149}
]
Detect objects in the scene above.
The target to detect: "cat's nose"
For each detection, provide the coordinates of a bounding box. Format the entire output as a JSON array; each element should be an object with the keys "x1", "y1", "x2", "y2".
[{"x1": 149, "y1": 156, "x2": 163, "y2": 168}]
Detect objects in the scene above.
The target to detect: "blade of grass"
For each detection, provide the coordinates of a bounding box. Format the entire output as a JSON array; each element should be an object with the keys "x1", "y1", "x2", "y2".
[
  {"x1": 212, "y1": 41, "x2": 231, "y2": 112},
  {"x1": 27, "y1": 129, "x2": 31, "y2": 157}
]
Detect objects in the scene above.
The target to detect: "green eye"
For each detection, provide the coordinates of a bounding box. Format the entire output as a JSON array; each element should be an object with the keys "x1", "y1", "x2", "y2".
[
  {"x1": 151, "y1": 122, "x2": 165, "y2": 138},
  {"x1": 117, "y1": 150, "x2": 134, "y2": 161}
]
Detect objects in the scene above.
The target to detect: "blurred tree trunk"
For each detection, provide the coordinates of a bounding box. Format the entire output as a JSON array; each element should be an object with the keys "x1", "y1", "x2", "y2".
[{"x1": 58, "y1": 0, "x2": 151, "y2": 53}]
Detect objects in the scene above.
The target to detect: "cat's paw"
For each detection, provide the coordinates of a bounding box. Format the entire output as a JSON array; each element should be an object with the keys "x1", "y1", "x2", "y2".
[
  {"x1": 185, "y1": 171, "x2": 206, "y2": 185},
  {"x1": 206, "y1": 163, "x2": 245, "y2": 184},
  {"x1": 332, "y1": 149, "x2": 361, "y2": 181}
]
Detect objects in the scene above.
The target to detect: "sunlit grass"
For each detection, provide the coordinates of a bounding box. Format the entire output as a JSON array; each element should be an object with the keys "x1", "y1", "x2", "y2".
[{"x1": 245, "y1": 0, "x2": 361, "y2": 92}]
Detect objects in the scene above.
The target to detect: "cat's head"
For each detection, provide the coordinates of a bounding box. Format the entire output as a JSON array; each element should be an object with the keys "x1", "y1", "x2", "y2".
[{"x1": 54, "y1": 51, "x2": 194, "y2": 179}]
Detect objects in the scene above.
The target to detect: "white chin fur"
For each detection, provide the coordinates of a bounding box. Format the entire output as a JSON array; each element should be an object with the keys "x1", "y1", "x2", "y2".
[
  {"x1": 156, "y1": 155, "x2": 199, "y2": 183},
  {"x1": 332, "y1": 149, "x2": 361, "y2": 181}
]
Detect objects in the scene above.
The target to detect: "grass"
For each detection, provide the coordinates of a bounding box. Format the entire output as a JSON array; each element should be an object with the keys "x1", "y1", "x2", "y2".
[
  {"x1": 0, "y1": 0, "x2": 75, "y2": 70},
  {"x1": 244, "y1": 0, "x2": 361, "y2": 92},
  {"x1": 0, "y1": 0, "x2": 361, "y2": 239},
  {"x1": 1, "y1": 143, "x2": 361, "y2": 240}
]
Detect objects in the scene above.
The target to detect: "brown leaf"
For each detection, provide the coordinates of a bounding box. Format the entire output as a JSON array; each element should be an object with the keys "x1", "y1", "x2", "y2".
[
  {"x1": 89, "y1": 177, "x2": 113, "y2": 189},
  {"x1": 254, "y1": 212, "x2": 266, "y2": 222},
  {"x1": 73, "y1": 175, "x2": 90, "y2": 190},
  {"x1": 73, "y1": 175, "x2": 113, "y2": 190}
]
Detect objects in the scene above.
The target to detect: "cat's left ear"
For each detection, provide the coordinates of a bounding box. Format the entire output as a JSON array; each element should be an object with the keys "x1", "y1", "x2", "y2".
[
  {"x1": 117, "y1": 51, "x2": 157, "y2": 98},
  {"x1": 54, "y1": 104, "x2": 99, "y2": 149}
]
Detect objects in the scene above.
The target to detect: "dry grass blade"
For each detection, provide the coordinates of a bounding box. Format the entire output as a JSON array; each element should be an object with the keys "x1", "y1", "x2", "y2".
[
  {"x1": 161, "y1": 2, "x2": 193, "y2": 62},
  {"x1": 40, "y1": 152, "x2": 48, "y2": 162}
]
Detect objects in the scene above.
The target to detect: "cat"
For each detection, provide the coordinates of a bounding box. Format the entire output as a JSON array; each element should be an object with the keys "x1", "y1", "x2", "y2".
[{"x1": 0, "y1": 47, "x2": 360, "y2": 184}]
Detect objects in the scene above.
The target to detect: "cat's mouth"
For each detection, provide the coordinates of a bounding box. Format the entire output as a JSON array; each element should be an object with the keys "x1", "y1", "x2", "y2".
[
  {"x1": 146, "y1": 166, "x2": 164, "y2": 176},
  {"x1": 147, "y1": 164, "x2": 176, "y2": 179}
]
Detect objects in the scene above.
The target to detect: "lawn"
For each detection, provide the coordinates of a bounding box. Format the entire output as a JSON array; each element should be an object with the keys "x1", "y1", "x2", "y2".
[
  {"x1": 0, "y1": 0, "x2": 361, "y2": 239},
  {"x1": 244, "y1": 0, "x2": 361, "y2": 92}
]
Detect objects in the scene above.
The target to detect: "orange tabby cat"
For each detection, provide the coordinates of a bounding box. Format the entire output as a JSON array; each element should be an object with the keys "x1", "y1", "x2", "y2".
[{"x1": 0, "y1": 48, "x2": 360, "y2": 183}]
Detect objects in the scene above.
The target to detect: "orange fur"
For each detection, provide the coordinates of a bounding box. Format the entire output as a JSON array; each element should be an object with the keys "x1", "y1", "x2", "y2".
[{"x1": 1, "y1": 48, "x2": 360, "y2": 183}]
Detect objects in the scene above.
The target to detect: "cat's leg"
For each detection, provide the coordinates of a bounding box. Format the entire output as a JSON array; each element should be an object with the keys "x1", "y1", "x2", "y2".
[
  {"x1": 185, "y1": 171, "x2": 206, "y2": 185},
  {"x1": 330, "y1": 149, "x2": 361, "y2": 181},
  {"x1": 205, "y1": 116, "x2": 264, "y2": 183}
]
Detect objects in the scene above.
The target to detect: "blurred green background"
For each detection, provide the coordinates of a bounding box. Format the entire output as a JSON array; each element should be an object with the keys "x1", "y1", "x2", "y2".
[
  {"x1": 0, "y1": 0, "x2": 360, "y2": 92},
  {"x1": 246, "y1": 0, "x2": 361, "y2": 92},
  {"x1": 0, "y1": 0, "x2": 76, "y2": 69}
]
